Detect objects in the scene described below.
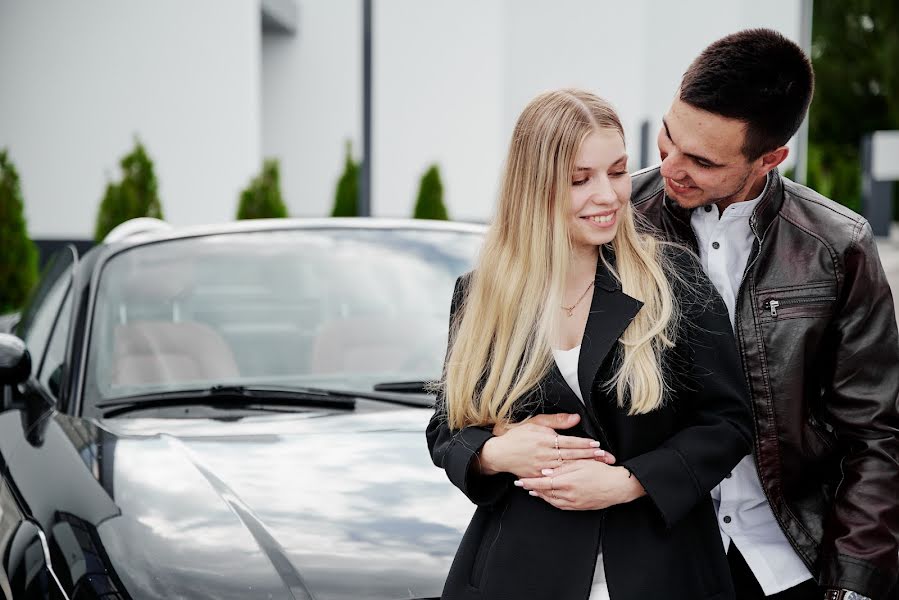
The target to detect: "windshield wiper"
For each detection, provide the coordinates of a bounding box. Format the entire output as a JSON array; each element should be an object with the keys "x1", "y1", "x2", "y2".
[
  {"x1": 95, "y1": 385, "x2": 356, "y2": 418},
  {"x1": 95, "y1": 384, "x2": 433, "y2": 418},
  {"x1": 372, "y1": 380, "x2": 433, "y2": 394}
]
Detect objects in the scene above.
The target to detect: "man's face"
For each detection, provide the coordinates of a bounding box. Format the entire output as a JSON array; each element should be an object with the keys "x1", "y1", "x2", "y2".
[{"x1": 657, "y1": 97, "x2": 759, "y2": 210}]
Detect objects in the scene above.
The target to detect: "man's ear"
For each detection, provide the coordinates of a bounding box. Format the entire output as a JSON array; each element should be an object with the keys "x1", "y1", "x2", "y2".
[{"x1": 758, "y1": 146, "x2": 789, "y2": 175}]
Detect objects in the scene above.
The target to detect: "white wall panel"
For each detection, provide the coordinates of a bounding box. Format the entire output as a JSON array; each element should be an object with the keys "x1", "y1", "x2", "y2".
[{"x1": 0, "y1": 0, "x2": 261, "y2": 237}]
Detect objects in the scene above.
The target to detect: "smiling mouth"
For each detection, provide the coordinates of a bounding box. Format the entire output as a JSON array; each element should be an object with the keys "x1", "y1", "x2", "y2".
[
  {"x1": 580, "y1": 212, "x2": 617, "y2": 228},
  {"x1": 667, "y1": 178, "x2": 696, "y2": 192}
]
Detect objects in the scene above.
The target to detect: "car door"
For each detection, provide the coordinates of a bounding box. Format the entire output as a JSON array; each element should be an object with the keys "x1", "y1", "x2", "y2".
[{"x1": 0, "y1": 247, "x2": 77, "y2": 600}]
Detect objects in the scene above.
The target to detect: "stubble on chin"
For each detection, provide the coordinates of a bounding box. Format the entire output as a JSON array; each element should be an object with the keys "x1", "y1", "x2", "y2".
[
  {"x1": 663, "y1": 183, "x2": 702, "y2": 210},
  {"x1": 665, "y1": 175, "x2": 752, "y2": 212}
]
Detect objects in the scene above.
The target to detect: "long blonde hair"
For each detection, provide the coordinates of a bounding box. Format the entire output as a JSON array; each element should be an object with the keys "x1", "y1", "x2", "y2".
[{"x1": 443, "y1": 89, "x2": 679, "y2": 430}]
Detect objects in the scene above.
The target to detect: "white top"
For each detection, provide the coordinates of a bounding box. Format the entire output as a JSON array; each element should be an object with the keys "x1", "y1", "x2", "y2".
[
  {"x1": 691, "y1": 174, "x2": 814, "y2": 595},
  {"x1": 551, "y1": 345, "x2": 610, "y2": 600},
  {"x1": 552, "y1": 345, "x2": 583, "y2": 402}
]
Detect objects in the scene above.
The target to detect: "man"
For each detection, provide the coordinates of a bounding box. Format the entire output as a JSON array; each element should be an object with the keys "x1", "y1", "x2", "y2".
[{"x1": 632, "y1": 29, "x2": 899, "y2": 600}]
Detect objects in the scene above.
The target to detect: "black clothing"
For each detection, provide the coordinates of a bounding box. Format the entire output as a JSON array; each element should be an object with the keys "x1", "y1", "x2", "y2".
[
  {"x1": 632, "y1": 166, "x2": 899, "y2": 599},
  {"x1": 427, "y1": 250, "x2": 753, "y2": 599}
]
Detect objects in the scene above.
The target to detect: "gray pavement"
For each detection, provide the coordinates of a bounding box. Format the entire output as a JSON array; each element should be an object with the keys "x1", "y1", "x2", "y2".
[{"x1": 876, "y1": 224, "x2": 899, "y2": 323}]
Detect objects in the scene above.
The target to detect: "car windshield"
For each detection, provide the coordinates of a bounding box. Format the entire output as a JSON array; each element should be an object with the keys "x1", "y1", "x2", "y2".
[{"x1": 84, "y1": 226, "x2": 482, "y2": 407}]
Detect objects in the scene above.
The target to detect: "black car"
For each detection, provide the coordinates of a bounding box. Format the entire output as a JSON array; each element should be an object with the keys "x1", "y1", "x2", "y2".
[{"x1": 0, "y1": 218, "x2": 484, "y2": 600}]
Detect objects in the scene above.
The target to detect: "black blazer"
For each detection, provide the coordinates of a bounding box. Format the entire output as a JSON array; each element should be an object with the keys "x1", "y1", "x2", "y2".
[{"x1": 426, "y1": 249, "x2": 753, "y2": 600}]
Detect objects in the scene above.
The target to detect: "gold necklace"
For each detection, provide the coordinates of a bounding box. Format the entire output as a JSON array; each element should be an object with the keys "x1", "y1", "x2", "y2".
[{"x1": 561, "y1": 281, "x2": 594, "y2": 317}]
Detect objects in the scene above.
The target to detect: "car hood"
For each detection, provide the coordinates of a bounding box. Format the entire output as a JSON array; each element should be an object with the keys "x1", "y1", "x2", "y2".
[{"x1": 86, "y1": 408, "x2": 474, "y2": 600}]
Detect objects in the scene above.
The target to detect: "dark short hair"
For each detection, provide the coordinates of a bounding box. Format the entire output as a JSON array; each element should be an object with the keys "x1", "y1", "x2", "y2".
[{"x1": 680, "y1": 28, "x2": 814, "y2": 160}]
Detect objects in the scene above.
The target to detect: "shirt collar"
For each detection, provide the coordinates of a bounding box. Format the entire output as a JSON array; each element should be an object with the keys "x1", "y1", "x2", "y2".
[{"x1": 720, "y1": 172, "x2": 770, "y2": 218}]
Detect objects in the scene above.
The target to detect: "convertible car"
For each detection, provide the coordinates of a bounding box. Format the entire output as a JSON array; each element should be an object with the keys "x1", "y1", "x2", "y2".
[{"x1": 0, "y1": 218, "x2": 484, "y2": 600}]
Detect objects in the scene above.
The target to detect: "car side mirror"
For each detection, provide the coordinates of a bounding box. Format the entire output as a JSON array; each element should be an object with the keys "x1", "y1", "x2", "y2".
[{"x1": 0, "y1": 333, "x2": 31, "y2": 385}]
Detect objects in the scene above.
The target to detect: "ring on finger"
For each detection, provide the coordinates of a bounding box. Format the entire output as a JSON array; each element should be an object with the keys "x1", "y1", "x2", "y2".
[
  {"x1": 557, "y1": 447, "x2": 563, "y2": 464},
  {"x1": 554, "y1": 434, "x2": 559, "y2": 451},
  {"x1": 550, "y1": 489, "x2": 556, "y2": 499},
  {"x1": 550, "y1": 477, "x2": 555, "y2": 490}
]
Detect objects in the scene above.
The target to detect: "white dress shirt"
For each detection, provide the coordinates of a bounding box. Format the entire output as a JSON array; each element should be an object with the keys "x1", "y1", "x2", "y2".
[
  {"x1": 552, "y1": 346, "x2": 610, "y2": 600},
  {"x1": 690, "y1": 175, "x2": 814, "y2": 595}
]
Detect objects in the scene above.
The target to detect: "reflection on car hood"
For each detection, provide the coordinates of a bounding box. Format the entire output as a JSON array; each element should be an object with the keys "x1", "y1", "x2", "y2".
[{"x1": 93, "y1": 408, "x2": 474, "y2": 600}]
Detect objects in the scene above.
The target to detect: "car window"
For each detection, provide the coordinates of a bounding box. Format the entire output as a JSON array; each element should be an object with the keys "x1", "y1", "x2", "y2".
[
  {"x1": 16, "y1": 247, "x2": 76, "y2": 372},
  {"x1": 85, "y1": 227, "x2": 483, "y2": 406},
  {"x1": 38, "y1": 289, "x2": 73, "y2": 400}
]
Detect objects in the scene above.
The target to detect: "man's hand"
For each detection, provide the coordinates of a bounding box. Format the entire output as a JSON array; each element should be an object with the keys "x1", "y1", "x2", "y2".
[
  {"x1": 514, "y1": 461, "x2": 645, "y2": 510},
  {"x1": 477, "y1": 413, "x2": 615, "y2": 478}
]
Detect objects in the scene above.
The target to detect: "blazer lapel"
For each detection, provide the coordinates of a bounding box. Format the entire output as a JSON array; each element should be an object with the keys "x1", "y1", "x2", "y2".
[
  {"x1": 545, "y1": 364, "x2": 600, "y2": 438},
  {"x1": 577, "y1": 252, "x2": 644, "y2": 404}
]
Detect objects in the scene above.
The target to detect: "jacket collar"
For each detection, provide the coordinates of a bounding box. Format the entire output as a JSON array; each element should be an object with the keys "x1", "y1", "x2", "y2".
[
  {"x1": 576, "y1": 247, "x2": 644, "y2": 407},
  {"x1": 750, "y1": 169, "x2": 784, "y2": 238},
  {"x1": 594, "y1": 244, "x2": 623, "y2": 292},
  {"x1": 661, "y1": 169, "x2": 785, "y2": 241}
]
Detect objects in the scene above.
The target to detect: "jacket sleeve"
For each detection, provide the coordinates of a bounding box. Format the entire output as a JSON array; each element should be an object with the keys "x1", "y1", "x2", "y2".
[
  {"x1": 425, "y1": 274, "x2": 513, "y2": 507},
  {"x1": 819, "y1": 222, "x2": 899, "y2": 598},
  {"x1": 622, "y1": 255, "x2": 754, "y2": 529}
]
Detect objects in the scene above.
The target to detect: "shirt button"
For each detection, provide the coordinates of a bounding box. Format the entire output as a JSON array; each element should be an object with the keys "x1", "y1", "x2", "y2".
[
  {"x1": 725, "y1": 472, "x2": 732, "y2": 479},
  {"x1": 723, "y1": 515, "x2": 732, "y2": 524},
  {"x1": 704, "y1": 205, "x2": 713, "y2": 212},
  {"x1": 712, "y1": 242, "x2": 721, "y2": 250}
]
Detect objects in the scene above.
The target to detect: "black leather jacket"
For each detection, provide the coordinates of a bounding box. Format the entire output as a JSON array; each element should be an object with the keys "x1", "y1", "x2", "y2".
[{"x1": 632, "y1": 166, "x2": 899, "y2": 599}]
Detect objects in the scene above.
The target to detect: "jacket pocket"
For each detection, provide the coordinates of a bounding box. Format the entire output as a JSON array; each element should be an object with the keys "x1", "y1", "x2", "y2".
[
  {"x1": 758, "y1": 283, "x2": 837, "y2": 321},
  {"x1": 468, "y1": 505, "x2": 506, "y2": 589}
]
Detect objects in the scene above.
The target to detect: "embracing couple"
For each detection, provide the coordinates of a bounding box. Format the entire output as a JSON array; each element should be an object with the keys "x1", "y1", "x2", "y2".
[{"x1": 427, "y1": 29, "x2": 899, "y2": 600}]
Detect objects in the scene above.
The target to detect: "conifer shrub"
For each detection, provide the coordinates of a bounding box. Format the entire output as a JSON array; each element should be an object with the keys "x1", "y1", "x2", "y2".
[
  {"x1": 0, "y1": 149, "x2": 39, "y2": 313},
  {"x1": 94, "y1": 140, "x2": 164, "y2": 242},
  {"x1": 413, "y1": 164, "x2": 448, "y2": 220},
  {"x1": 332, "y1": 141, "x2": 360, "y2": 217},
  {"x1": 237, "y1": 159, "x2": 288, "y2": 219}
]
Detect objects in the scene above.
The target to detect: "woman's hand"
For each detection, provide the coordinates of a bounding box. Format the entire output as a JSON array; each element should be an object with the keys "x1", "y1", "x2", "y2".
[
  {"x1": 476, "y1": 413, "x2": 615, "y2": 478},
  {"x1": 514, "y1": 461, "x2": 646, "y2": 510}
]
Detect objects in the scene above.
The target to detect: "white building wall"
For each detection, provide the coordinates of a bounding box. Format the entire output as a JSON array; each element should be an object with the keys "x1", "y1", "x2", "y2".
[
  {"x1": 0, "y1": 0, "x2": 261, "y2": 238},
  {"x1": 262, "y1": 0, "x2": 362, "y2": 218},
  {"x1": 501, "y1": 0, "x2": 651, "y2": 171},
  {"x1": 368, "y1": 0, "x2": 800, "y2": 222},
  {"x1": 641, "y1": 0, "x2": 802, "y2": 169},
  {"x1": 1, "y1": 1, "x2": 802, "y2": 235},
  {"x1": 372, "y1": 0, "x2": 506, "y2": 222}
]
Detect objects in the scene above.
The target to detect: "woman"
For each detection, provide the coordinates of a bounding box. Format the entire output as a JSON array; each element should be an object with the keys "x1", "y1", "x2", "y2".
[{"x1": 426, "y1": 89, "x2": 753, "y2": 600}]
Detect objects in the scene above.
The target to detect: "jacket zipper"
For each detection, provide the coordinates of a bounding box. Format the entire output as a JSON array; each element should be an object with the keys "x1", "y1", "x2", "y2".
[
  {"x1": 733, "y1": 221, "x2": 816, "y2": 571},
  {"x1": 763, "y1": 296, "x2": 837, "y2": 317},
  {"x1": 736, "y1": 228, "x2": 798, "y2": 555},
  {"x1": 670, "y1": 199, "x2": 816, "y2": 571}
]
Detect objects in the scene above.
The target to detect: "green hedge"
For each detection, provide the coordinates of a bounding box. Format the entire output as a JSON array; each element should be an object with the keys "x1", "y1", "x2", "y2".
[
  {"x1": 237, "y1": 159, "x2": 287, "y2": 219},
  {"x1": 0, "y1": 149, "x2": 39, "y2": 314},
  {"x1": 807, "y1": 2, "x2": 898, "y2": 217},
  {"x1": 413, "y1": 164, "x2": 448, "y2": 220},
  {"x1": 332, "y1": 141, "x2": 360, "y2": 217},
  {"x1": 94, "y1": 140, "x2": 164, "y2": 242}
]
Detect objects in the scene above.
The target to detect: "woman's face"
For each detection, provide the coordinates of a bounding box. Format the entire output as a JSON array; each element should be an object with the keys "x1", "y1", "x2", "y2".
[{"x1": 568, "y1": 129, "x2": 630, "y2": 250}]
